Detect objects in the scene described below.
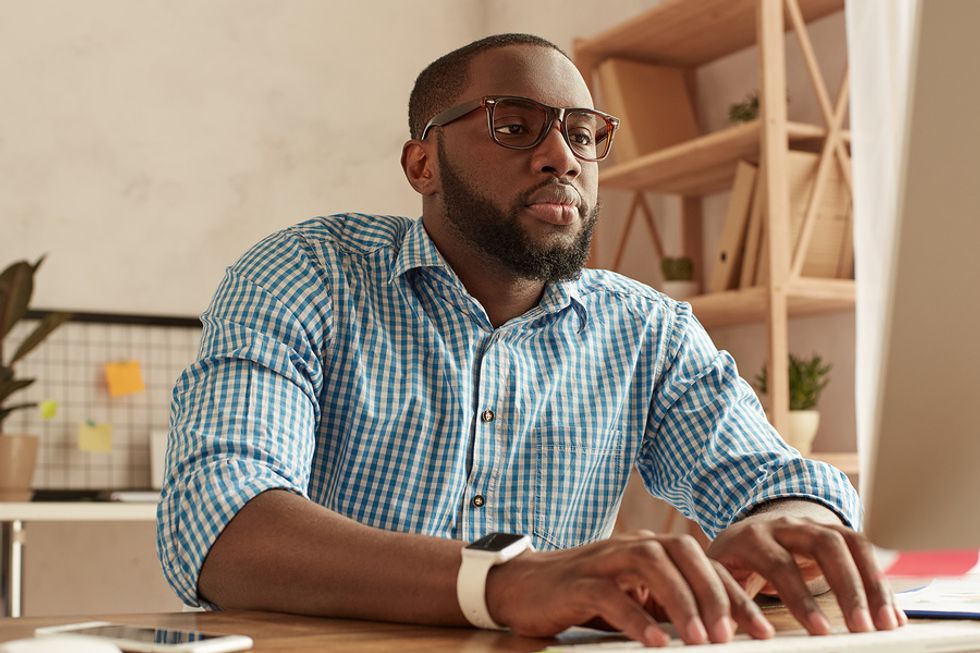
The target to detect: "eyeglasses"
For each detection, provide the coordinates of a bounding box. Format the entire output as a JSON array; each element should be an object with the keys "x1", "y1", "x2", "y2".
[{"x1": 420, "y1": 95, "x2": 620, "y2": 162}]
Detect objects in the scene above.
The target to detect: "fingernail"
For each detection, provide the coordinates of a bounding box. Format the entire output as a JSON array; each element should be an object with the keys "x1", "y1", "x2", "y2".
[
  {"x1": 752, "y1": 612, "x2": 775, "y2": 637},
  {"x1": 644, "y1": 624, "x2": 667, "y2": 646},
  {"x1": 686, "y1": 617, "x2": 708, "y2": 644},
  {"x1": 878, "y1": 604, "x2": 898, "y2": 629},
  {"x1": 809, "y1": 611, "x2": 832, "y2": 634},
  {"x1": 711, "y1": 617, "x2": 732, "y2": 642},
  {"x1": 852, "y1": 607, "x2": 874, "y2": 631},
  {"x1": 896, "y1": 606, "x2": 909, "y2": 626}
]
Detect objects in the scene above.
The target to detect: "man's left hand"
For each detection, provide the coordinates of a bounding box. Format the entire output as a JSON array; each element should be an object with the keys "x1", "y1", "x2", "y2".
[{"x1": 706, "y1": 500, "x2": 908, "y2": 635}]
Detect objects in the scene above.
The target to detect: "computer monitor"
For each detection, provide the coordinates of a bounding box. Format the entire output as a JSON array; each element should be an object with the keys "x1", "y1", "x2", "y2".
[{"x1": 863, "y1": 0, "x2": 980, "y2": 550}]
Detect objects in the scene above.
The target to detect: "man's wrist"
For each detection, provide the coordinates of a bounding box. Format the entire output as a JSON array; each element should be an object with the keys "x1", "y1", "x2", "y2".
[
  {"x1": 742, "y1": 498, "x2": 846, "y2": 525},
  {"x1": 484, "y1": 549, "x2": 535, "y2": 629}
]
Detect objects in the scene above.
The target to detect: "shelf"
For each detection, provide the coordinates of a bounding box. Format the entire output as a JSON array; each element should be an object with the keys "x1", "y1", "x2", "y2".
[
  {"x1": 600, "y1": 120, "x2": 845, "y2": 195},
  {"x1": 687, "y1": 278, "x2": 855, "y2": 328},
  {"x1": 575, "y1": 0, "x2": 843, "y2": 68},
  {"x1": 809, "y1": 451, "x2": 860, "y2": 476}
]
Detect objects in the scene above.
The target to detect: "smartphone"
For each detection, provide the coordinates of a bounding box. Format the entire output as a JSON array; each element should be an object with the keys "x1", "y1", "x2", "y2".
[{"x1": 34, "y1": 622, "x2": 252, "y2": 653}]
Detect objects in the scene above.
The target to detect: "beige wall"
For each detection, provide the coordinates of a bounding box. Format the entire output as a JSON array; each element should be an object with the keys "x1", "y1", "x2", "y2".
[{"x1": 1, "y1": 0, "x2": 482, "y2": 316}]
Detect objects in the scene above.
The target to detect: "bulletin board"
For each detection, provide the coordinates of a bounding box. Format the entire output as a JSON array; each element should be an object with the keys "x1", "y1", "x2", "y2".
[{"x1": 5, "y1": 310, "x2": 202, "y2": 490}]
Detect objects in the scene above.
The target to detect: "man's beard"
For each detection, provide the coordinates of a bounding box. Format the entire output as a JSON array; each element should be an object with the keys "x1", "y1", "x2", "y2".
[{"x1": 437, "y1": 141, "x2": 599, "y2": 283}]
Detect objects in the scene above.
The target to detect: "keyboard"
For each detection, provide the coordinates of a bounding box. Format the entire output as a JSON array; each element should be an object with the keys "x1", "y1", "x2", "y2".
[{"x1": 545, "y1": 622, "x2": 980, "y2": 652}]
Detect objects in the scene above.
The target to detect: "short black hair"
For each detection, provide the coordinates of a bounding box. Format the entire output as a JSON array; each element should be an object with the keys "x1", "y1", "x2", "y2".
[{"x1": 407, "y1": 33, "x2": 570, "y2": 140}]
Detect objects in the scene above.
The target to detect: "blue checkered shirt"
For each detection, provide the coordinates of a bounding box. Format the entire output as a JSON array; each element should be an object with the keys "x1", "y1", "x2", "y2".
[{"x1": 157, "y1": 213, "x2": 860, "y2": 607}]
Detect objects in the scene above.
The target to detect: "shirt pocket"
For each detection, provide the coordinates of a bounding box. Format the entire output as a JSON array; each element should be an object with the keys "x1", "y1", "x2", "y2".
[{"x1": 533, "y1": 427, "x2": 630, "y2": 550}]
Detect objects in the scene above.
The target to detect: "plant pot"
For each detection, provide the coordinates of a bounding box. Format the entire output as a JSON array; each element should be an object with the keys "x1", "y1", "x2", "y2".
[
  {"x1": 784, "y1": 410, "x2": 820, "y2": 455},
  {"x1": 660, "y1": 280, "x2": 699, "y2": 300},
  {"x1": 0, "y1": 434, "x2": 39, "y2": 501}
]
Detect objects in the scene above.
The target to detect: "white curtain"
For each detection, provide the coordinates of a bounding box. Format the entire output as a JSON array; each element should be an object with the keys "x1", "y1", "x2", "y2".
[{"x1": 844, "y1": 0, "x2": 919, "y2": 498}]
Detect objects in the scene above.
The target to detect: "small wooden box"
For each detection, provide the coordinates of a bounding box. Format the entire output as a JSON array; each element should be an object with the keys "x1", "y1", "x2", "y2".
[{"x1": 596, "y1": 58, "x2": 700, "y2": 161}]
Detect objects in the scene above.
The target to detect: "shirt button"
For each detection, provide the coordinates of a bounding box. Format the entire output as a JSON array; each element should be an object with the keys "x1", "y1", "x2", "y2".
[
  {"x1": 471, "y1": 494, "x2": 485, "y2": 508},
  {"x1": 481, "y1": 409, "x2": 495, "y2": 423}
]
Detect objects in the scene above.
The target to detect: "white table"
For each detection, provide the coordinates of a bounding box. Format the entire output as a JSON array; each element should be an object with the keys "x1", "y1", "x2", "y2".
[{"x1": 0, "y1": 502, "x2": 157, "y2": 618}]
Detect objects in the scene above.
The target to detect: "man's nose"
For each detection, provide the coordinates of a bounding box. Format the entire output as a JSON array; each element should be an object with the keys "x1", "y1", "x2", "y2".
[{"x1": 531, "y1": 119, "x2": 582, "y2": 179}]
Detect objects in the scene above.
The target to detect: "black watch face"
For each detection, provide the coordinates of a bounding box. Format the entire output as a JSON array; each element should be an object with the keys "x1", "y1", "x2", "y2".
[{"x1": 469, "y1": 533, "x2": 524, "y2": 552}]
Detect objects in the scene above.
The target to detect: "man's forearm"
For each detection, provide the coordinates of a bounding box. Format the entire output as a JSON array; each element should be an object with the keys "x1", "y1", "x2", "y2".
[
  {"x1": 197, "y1": 489, "x2": 468, "y2": 625},
  {"x1": 743, "y1": 498, "x2": 847, "y2": 525}
]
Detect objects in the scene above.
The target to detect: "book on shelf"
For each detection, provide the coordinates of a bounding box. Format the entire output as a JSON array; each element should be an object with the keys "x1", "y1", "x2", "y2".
[
  {"x1": 739, "y1": 172, "x2": 765, "y2": 288},
  {"x1": 595, "y1": 57, "x2": 700, "y2": 162},
  {"x1": 754, "y1": 150, "x2": 853, "y2": 284},
  {"x1": 707, "y1": 161, "x2": 756, "y2": 293}
]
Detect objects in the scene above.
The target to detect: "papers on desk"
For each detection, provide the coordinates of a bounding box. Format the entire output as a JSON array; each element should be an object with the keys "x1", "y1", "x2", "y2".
[
  {"x1": 540, "y1": 622, "x2": 980, "y2": 651},
  {"x1": 898, "y1": 577, "x2": 980, "y2": 619}
]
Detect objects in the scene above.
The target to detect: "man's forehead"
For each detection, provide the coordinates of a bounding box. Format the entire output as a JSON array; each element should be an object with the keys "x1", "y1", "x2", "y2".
[{"x1": 463, "y1": 45, "x2": 594, "y2": 109}]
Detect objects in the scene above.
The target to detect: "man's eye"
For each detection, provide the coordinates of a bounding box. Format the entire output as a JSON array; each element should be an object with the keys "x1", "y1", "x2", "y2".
[
  {"x1": 569, "y1": 130, "x2": 594, "y2": 145},
  {"x1": 494, "y1": 123, "x2": 530, "y2": 135}
]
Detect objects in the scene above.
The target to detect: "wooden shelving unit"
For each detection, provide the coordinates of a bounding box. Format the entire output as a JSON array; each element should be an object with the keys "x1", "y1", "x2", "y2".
[
  {"x1": 690, "y1": 278, "x2": 854, "y2": 328},
  {"x1": 600, "y1": 120, "x2": 849, "y2": 196},
  {"x1": 575, "y1": 0, "x2": 843, "y2": 70},
  {"x1": 576, "y1": 0, "x2": 856, "y2": 448}
]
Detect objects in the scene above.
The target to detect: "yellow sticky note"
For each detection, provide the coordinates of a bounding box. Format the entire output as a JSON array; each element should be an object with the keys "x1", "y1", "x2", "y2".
[
  {"x1": 40, "y1": 400, "x2": 58, "y2": 420},
  {"x1": 78, "y1": 421, "x2": 113, "y2": 453},
  {"x1": 104, "y1": 360, "x2": 145, "y2": 398}
]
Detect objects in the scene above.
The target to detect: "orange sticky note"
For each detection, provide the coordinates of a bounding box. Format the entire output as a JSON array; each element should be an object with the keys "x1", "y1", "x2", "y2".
[
  {"x1": 104, "y1": 360, "x2": 145, "y2": 397},
  {"x1": 78, "y1": 421, "x2": 113, "y2": 453}
]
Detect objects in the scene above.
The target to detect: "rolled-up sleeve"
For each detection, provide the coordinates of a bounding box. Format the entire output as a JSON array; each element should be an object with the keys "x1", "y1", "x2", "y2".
[
  {"x1": 636, "y1": 300, "x2": 861, "y2": 539},
  {"x1": 156, "y1": 228, "x2": 332, "y2": 607}
]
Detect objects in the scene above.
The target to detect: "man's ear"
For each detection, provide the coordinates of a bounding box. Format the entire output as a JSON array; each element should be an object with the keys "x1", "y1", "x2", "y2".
[{"x1": 401, "y1": 139, "x2": 440, "y2": 196}]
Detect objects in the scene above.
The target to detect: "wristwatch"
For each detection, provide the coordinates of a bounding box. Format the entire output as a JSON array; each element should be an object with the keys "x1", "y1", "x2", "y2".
[{"x1": 456, "y1": 532, "x2": 534, "y2": 630}]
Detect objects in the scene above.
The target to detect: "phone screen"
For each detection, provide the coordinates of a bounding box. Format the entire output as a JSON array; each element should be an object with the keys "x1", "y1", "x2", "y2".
[{"x1": 63, "y1": 624, "x2": 222, "y2": 643}]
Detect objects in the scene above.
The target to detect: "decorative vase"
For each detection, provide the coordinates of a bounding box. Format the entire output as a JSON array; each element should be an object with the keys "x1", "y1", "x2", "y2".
[
  {"x1": 660, "y1": 280, "x2": 699, "y2": 300},
  {"x1": 0, "y1": 434, "x2": 39, "y2": 501},
  {"x1": 785, "y1": 410, "x2": 820, "y2": 455}
]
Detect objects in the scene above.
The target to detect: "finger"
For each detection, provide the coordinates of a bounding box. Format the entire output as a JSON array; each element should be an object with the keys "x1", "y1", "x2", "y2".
[
  {"x1": 895, "y1": 604, "x2": 909, "y2": 626},
  {"x1": 661, "y1": 535, "x2": 734, "y2": 643},
  {"x1": 775, "y1": 525, "x2": 873, "y2": 633},
  {"x1": 713, "y1": 561, "x2": 775, "y2": 640},
  {"x1": 583, "y1": 579, "x2": 670, "y2": 647},
  {"x1": 835, "y1": 527, "x2": 901, "y2": 630},
  {"x1": 620, "y1": 538, "x2": 709, "y2": 645},
  {"x1": 743, "y1": 572, "x2": 768, "y2": 599},
  {"x1": 736, "y1": 533, "x2": 831, "y2": 635}
]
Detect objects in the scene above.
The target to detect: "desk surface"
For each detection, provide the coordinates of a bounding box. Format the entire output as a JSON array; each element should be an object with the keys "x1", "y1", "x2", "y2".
[{"x1": 2, "y1": 598, "x2": 979, "y2": 652}]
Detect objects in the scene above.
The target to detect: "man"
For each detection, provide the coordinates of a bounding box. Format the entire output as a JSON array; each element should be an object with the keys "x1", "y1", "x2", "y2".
[{"x1": 157, "y1": 34, "x2": 904, "y2": 647}]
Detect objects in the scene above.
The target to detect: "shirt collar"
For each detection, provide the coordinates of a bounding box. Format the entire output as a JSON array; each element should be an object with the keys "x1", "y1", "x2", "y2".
[
  {"x1": 538, "y1": 277, "x2": 589, "y2": 332},
  {"x1": 390, "y1": 218, "x2": 589, "y2": 331},
  {"x1": 389, "y1": 218, "x2": 450, "y2": 283}
]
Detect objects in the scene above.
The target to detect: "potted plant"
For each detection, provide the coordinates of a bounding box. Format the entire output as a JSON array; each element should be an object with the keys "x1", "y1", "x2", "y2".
[
  {"x1": 728, "y1": 91, "x2": 760, "y2": 123},
  {"x1": 660, "y1": 256, "x2": 699, "y2": 299},
  {"x1": 754, "y1": 353, "x2": 832, "y2": 455},
  {"x1": 0, "y1": 257, "x2": 71, "y2": 501}
]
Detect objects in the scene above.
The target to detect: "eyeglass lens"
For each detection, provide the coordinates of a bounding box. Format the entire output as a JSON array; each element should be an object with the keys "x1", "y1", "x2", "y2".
[{"x1": 490, "y1": 98, "x2": 612, "y2": 160}]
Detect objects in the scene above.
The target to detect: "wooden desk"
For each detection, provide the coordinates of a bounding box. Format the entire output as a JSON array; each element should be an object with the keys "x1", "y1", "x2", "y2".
[{"x1": 2, "y1": 597, "x2": 979, "y2": 652}]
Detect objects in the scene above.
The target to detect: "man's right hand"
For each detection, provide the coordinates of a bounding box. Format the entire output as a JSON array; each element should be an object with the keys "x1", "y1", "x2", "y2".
[{"x1": 484, "y1": 530, "x2": 775, "y2": 647}]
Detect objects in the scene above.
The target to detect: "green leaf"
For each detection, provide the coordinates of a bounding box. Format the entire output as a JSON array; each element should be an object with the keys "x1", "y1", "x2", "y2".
[
  {"x1": 0, "y1": 378, "x2": 34, "y2": 404},
  {"x1": 9, "y1": 311, "x2": 71, "y2": 365},
  {"x1": 0, "y1": 257, "x2": 42, "y2": 339},
  {"x1": 0, "y1": 402, "x2": 38, "y2": 431}
]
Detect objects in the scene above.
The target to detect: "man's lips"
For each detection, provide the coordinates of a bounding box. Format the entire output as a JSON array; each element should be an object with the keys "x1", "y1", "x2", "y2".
[
  {"x1": 525, "y1": 186, "x2": 583, "y2": 226},
  {"x1": 525, "y1": 202, "x2": 579, "y2": 225}
]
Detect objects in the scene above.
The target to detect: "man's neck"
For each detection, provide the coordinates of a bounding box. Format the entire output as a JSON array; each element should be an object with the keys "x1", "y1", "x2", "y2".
[{"x1": 421, "y1": 217, "x2": 545, "y2": 329}]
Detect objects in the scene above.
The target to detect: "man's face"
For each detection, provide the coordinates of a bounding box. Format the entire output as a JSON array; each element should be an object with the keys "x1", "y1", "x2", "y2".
[{"x1": 432, "y1": 46, "x2": 601, "y2": 282}]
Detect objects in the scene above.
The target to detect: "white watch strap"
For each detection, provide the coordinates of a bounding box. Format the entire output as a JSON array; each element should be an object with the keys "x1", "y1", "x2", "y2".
[{"x1": 456, "y1": 554, "x2": 505, "y2": 630}]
